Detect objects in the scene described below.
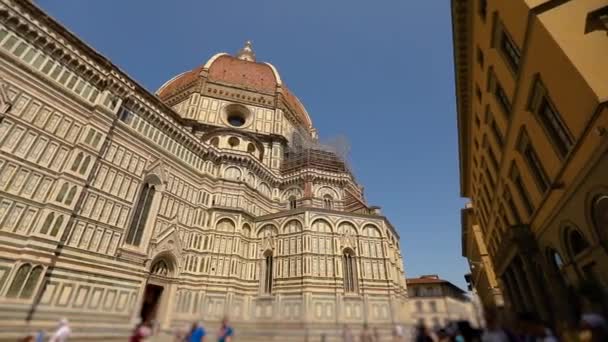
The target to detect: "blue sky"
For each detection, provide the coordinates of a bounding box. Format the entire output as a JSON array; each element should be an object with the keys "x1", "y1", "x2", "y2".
[{"x1": 37, "y1": 1, "x2": 469, "y2": 288}]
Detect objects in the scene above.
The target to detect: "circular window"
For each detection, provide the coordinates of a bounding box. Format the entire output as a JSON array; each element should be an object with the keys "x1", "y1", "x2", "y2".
[
  {"x1": 228, "y1": 113, "x2": 245, "y2": 127},
  {"x1": 223, "y1": 103, "x2": 251, "y2": 128},
  {"x1": 210, "y1": 137, "x2": 219, "y2": 147},
  {"x1": 228, "y1": 137, "x2": 240, "y2": 147},
  {"x1": 247, "y1": 143, "x2": 256, "y2": 153}
]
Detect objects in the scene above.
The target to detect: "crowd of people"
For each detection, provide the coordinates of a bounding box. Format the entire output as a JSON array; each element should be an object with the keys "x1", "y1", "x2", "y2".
[
  {"x1": 18, "y1": 310, "x2": 607, "y2": 341},
  {"x1": 413, "y1": 309, "x2": 608, "y2": 342},
  {"x1": 129, "y1": 316, "x2": 233, "y2": 342}
]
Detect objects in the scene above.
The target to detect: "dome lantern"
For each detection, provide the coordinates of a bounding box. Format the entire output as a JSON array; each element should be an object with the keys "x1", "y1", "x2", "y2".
[{"x1": 236, "y1": 40, "x2": 256, "y2": 62}]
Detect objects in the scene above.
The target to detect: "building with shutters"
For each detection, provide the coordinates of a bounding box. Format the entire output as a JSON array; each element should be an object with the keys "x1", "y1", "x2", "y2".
[
  {"x1": 0, "y1": 1, "x2": 410, "y2": 339},
  {"x1": 452, "y1": 0, "x2": 608, "y2": 331},
  {"x1": 407, "y1": 275, "x2": 482, "y2": 330}
]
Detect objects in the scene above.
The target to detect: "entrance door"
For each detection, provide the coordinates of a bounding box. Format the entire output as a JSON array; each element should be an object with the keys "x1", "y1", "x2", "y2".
[{"x1": 140, "y1": 284, "x2": 164, "y2": 322}]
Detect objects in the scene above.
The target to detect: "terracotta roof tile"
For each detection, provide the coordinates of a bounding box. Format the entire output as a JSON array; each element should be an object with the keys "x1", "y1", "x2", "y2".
[{"x1": 208, "y1": 55, "x2": 277, "y2": 93}]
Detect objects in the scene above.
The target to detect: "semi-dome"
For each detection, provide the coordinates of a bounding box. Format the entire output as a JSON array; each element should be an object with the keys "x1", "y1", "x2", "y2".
[{"x1": 155, "y1": 41, "x2": 313, "y2": 130}]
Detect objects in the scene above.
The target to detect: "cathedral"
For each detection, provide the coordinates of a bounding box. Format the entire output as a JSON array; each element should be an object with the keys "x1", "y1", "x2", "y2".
[{"x1": 0, "y1": 1, "x2": 409, "y2": 339}]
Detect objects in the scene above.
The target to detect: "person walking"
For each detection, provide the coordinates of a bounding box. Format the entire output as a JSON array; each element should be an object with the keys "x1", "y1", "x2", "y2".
[
  {"x1": 392, "y1": 324, "x2": 404, "y2": 342},
  {"x1": 186, "y1": 321, "x2": 206, "y2": 342},
  {"x1": 516, "y1": 312, "x2": 557, "y2": 342},
  {"x1": 342, "y1": 324, "x2": 355, "y2": 342},
  {"x1": 217, "y1": 317, "x2": 233, "y2": 342},
  {"x1": 579, "y1": 313, "x2": 608, "y2": 342},
  {"x1": 481, "y1": 308, "x2": 516, "y2": 342},
  {"x1": 49, "y1": 318, "x2": 71, "y2": 342},
  {"x1": 414, "y1": 324, "x2": 433, "y2": 342},
  {"x1": 360, "y1": 323, "x2": 374, "y2": 342},
  {"x1": 130, "y1": 320, "x2": 152, "y2": 342},
  {"x1": 373, "y1": 327, "x2": 380, "y2": 342}
]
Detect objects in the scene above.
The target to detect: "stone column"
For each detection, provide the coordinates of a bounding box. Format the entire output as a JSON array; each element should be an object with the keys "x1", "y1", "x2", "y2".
[
  {"x1": 519, "y1": 257, "x2": 551, "y2": 322},
  {"x1": 503, "y1": 268, "x2": 524, "y2": 313}
]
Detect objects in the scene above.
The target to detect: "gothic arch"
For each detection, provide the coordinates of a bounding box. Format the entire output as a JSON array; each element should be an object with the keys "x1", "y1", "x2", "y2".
[
  {"x1": 336, "y1": 220, "x2": 358, "y2": 236},
  {"x1": 258, "y1": 182, "x2": 272, "y2": 198},
  {"x1": 282, "y1": 219, "x2": 303, "y2": 234},
  {"x1": 242, "y1": 223, "x2": 252, "y2": 238},
  {"x1": 215, "y1": 218, "x2": 236, "y2": 232},
  {"x1": 256, "y1": 223, "x2": 279, "y2": 237},
  {"x1": 149, "y1": 252, "x2": 178, "y2": 278},
  {"x1": 281, "y1": 187, "x2": 303, "y2": 201},
  {"x1": 559, "y1": 222, "x2": 591, "y2": 261},
  {"x1": 310, "y1": 218, "x2": 333, "y2": 233},
  {"x1": 316, "y1": 186, "x2": 340, "y2": 200},
  {"x1": 223, "y1": 166, "x2": 242, "y2": 181},
  {"x1": 584, "y1": 186, "x2": 608, "y2": 248},
  {"x1": 362, "y1": 224, "x2": 382, "y2": 238},
  {"x1": 143, "y1": 173, "x2": 163, "y2": 187}
]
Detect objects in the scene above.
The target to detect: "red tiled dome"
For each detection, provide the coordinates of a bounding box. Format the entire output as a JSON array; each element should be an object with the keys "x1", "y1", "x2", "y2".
[
  {"x1": 155, "y1": 46, "x2": 313, "y2": 129},
  {"x1": 208, "y1": 55, "x2": 277, "y2": 93},
  {"x1": 156, "y1": 53, "x2": 280, "y2": 99}
]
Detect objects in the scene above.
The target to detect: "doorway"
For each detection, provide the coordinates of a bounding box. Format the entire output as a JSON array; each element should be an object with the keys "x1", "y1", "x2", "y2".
[{"x1": 140, "y1": 284, "x2": 164, "y2": 322}]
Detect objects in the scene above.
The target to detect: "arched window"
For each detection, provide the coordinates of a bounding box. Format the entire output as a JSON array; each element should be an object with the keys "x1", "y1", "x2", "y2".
[
  {"x1": 6, "y1": 264, "x2": 31, "y2": 297},
  {"x1": 79, "y1": 156, "x2": 91, "y2": 174},
  {"x1": 126, "y1": 182, "x2": 156, "y2": 246},
  {"x1": 289, "y1": 196, "x2": 297, "y2": 209},
  {"x1": 568, "y1": 230, "x2": 590, "y2": 256},
  {"x1": 263, "y1": 250, "x2": 273, "y2": 294},
  {"x1": 7, "y1": 264, "x2": 43, "y2": 299},
  {"x1": 591, "y1": 194, "x2": 608, "y2": 240},
  {"x1": 323, "y1": 195, "x2": 333, "y2": 209},
  {"x1": 210, "y1": 137, "x2": 219, "y2": 147},
  {"x1": 216, "y1": 219, "x2": 236, "y2": 232},
  {"x1": 20, "y1": 266, "x2": 43, "y2": 298},
  {"x1": 50, "y1": 215, "x2": 64, "y2": 237},
  {"x1": 151, "y1": 260, "x2": 169, "y2": 276},
  {"x1": 55, "y1": 183, "x2": 69, "y2": 202},
  {"x1": 65, "y1": 186, "x2": 77, "y2": 205},
  {"x1": 70, "y1": 152, "x2": 83, "y2": 172},
  {"x1": 224, "y1": 167, "x2": 242, "y2": 181},
  {"x1": 40, "y1": 212, "x2": 55, "y2": 235},
  {"x1": 342, "y1": 248, "x2": 358, "y2": 293}
]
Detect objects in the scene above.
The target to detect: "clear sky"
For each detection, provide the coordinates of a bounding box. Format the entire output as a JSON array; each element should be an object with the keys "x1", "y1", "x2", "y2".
[{"x1": 37, "y1": 0, "x2": 470, "y2": 289}]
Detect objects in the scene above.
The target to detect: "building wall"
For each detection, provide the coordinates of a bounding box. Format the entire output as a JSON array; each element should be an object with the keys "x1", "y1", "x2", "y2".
[
  {"x1": 454, "y1": 0, "x2": 608, "y2": 329},
  {"x1": 408, "y1": 286, "x2": 480, "y2": 329},
  {"x1": 0, "y1": 1, "x2": 409, "y2": 339}
]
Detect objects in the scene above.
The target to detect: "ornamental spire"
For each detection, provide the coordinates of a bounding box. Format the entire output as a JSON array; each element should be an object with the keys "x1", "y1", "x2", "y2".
[{"x1": 236, "y1": 40, "x2": 256, "y2": 62}]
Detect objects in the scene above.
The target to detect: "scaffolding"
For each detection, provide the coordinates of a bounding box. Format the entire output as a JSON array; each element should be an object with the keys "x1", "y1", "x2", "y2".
[{"x1": 281, "y1": 127, "x2": 351, "y2": 174}]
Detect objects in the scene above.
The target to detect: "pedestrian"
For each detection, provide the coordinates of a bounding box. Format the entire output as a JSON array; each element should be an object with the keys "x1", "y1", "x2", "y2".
[
  {"x1": 186, "y1": 321, "x2": 206, "y2": 342},
  {"x1": 35, "y1": 330, "x2": 45, "y2": 342},
  {"x1": 392, "y1": 324, "x2": 404, "y2": 342},
  {"x1": 342, "y1": 324, "x2": 355, "y2": 342},
  {"x1": 217, "y1": 316, "x2": 233, "y2": 342},
  {"x1": 436, "y1": 329, "x2": 450, "y2": 342},
  {"x1": 360, "y1": 323, "x2": 374, "y2": 342},
  {"x1": 579, "y1": 313, "x2": 608, "y2": 342},
  {"x1": 49, "y1": 318, "x2": 71, "y2": 342},
  {"x1": 414, "y1": 324, "x2": 433, "y2": 342},
  {"x1": 130, "y1": 319, "x2": 152, "y2": 342},
  {"x1": 20, "y1": 334, "x2": 34, "y2": 342},
  {"x1": 481, "y1": 308, "x2": 516, "y2": 342},
  {"x1": 516, "y1": 312, "x2": 557, "y2": 342},
  {"x1": 373, "y1": 327, "x2": 380, "y2": 341}
]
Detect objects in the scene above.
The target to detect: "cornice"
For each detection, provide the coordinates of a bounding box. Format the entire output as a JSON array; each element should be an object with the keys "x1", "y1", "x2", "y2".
[{"x1": 451, "y1": 0, "x2": 474, "y2": 198}]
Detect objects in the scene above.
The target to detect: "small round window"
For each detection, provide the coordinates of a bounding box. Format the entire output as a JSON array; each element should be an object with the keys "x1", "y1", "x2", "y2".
[
  {"x1": 223, "y1": 103, "x2": 250, "y2": 128},
  {"x1": 228, "y1": 113, "x2": 245, "y2": 127},
  {"x1": 228, "y1": 137, "x2": 240, "y2": 147}
]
